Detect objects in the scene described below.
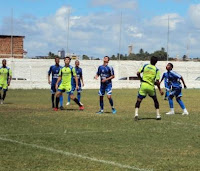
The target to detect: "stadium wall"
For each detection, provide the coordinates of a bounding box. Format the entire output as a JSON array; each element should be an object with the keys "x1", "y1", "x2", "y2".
[{"x1": 5, "y1": 58, "x2": 200, "y2": 89}]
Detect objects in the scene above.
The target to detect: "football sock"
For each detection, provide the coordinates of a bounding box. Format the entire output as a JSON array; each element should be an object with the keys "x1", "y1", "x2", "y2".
[
  {"x1": 176, "y1": 98, "x2": 185, "y2": 109},
  {"x1": 68, "y1": 94, "x2": 71, "y2": 103},
  {"x1": 51, "y1": 94, "x2": 55, "y2": 107},
  {"x1": 152, "y1": 96, "x2": 159, "y2": 109},
  {"x1": 56, "y1": 97, "x2": 59, "y2": 108},
  {"x1": 168, "y1": 97, "x2": 174, "y2": 108},
  {"x1": 77, "y1": 92, "x2": 81, "y2": 102},
  {"x1": 156, "y1": 109, "x2": 160, "y2": 116},
  {"x1": 0, "y1": 93, "x2": 1, "y2": 99},
  {"x1": 59, "y1": 95, "x2": 63, "y2": 107},
  {"x1": 2, "y1": 91, "x2": 6, "y2": 100},
  {"x1": 100, "y1": 96, "x2": 104, "y2": 110},
  {"x1": 135, "y1": 108, "x2": 139, "y2": 116},
  {"x1": 135, "y1": 100, "x2": 141, "y2": 108},
  {"x1": 165, "y1": 90, "x2": 169, "y2": 98},
  {"x1": 74, "y1": 98, "x2": 82, "y2": 107},
  {"x1": 109, "y1": 98, "x2": 114, "y2": 107}
]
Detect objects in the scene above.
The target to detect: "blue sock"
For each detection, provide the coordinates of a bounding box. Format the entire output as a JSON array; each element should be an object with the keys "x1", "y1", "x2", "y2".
[
  {"x1": 168, "y1": 97, "x2": 174, "y2": 108},
  {"x1": 100, "y1": 96, "x2": 104, "y2": 111},
  {"x1": 166, "y1": 91, "x2": 169, "y2": 98},
  {"x1": 109, "y1": 98, "x2": 114, "y2": 108},
  {"x1": 59, "y1": 95, "x2": 63, "y2": 107},
  {"x1": 68, "y1": 94, "x2": 71, "y2": 103},
  {"x1": 176, "y1": 98, "x2": 185, "y2": 109},
  {"x1": 77, "y1": 92, "x2": 81, "y2": 102}
]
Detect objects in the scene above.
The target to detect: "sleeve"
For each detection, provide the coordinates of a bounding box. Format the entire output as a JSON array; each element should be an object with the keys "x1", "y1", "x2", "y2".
[
  {"x1": 48, "y1": 66, "x2": 52, "y2": 75},
  {"x1": 155, "y1": 69, "x2": 160, "y2": 80},
  {"x1": 72, "y1": 68, "x2": 77, "y2": 77},
  {"x1": 96, "y1": 66, "x2": 101, "y2": 76},
  {"x1": 110, "y1": 66, "x2": 114, "y2": 76},
  {"x1": 171, "y1": 71, "x2": 181, "y2": 79},
  {"x1": 138, "y1": 64, "x2": 147, "y2": 73},
  {"x1": 58, "y1": 68, "x2": 62, "y2": 77},
  {"x1": 9, "y1": 69, "x2": 12, "y2": 77}
]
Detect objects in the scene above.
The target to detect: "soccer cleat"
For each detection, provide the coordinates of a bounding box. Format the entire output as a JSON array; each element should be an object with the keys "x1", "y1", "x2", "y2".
[
  {"x1": 66, "y1": 102, "x2": 70, "y2": 106},
  {"x1": 53, "y1": 108, "x2": 58, "y2": 111},
  {"x1": 166, "y1": 111, "x2": 175, "y2": 115},
  {"x1": 156, "y1": 115, "x2": 161, "y2": 120},
  {"x1": 79, "y1": 106, "x2": 84, "y2": 110},
  {"x1": 182, "y1": 111, "x2": 189, "y2": 115},
  {"x1": 134, "y1": 115, "x2": 139, "y2": 121},
  {"x1": 112, "y1": 108, "x2": 117, "y2": 114},
  {"x1": 60, "y1": 106, "x2": 64, "y2": 110},
  {"x1": 96, "y1": 110, "x2": 103, "y2": 114}
]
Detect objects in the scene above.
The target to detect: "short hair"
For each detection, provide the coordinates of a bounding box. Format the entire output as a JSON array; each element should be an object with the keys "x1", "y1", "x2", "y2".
[
  {"x1": 168, "y1": 63, "x2": 173, "y2": 68},
  {"x1": 2, "y1": 59, "x2": 6, "y2": 62},
  {"x1": 55, "y1": 56, "x2": 59, "y2": 59},
  {"x1": 150, "y1": 56, "x2": 158, "y2": 65},
  {"x1": 64, "y1": 56, "x2": 71, "y2": 61},
  {"x1": 104, "y1": 56, "x2": 110, "y2": 61}
]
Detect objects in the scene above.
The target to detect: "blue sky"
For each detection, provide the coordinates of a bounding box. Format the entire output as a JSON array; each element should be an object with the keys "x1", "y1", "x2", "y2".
[{"x1": 0, "y1": 0, "x2": 200, "y2": 58}]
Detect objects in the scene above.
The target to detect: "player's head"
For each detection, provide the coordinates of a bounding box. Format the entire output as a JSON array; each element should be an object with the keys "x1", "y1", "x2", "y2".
[
  {"x1": 2, "y1": 59, "x2": 6, "y2": 66},
  {"x1": 75, "y1": 60, "x2": 79, "y2": 67},
  {"x1": 103, "y1": 56, "x2": 110, "y2": 64},
  {"x1": 64, "y1": 56, "x2": 71, "y2": 65},
  {"x1": 55, "y1": 57, "x2": 60, "y2": 65},
  {"x1": 166, "y1": 63, "x2": 173, "y2": 71},
  {"x1": 150, "y1": 56, "x2": 158, "y2": 65}
]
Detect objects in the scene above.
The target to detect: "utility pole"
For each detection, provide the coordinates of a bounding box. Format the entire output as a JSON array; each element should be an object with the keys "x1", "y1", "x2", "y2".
[
  {"x1": 166, "y1": 15, "x2": 169, "y2": 61},
  {"x1": 66, "y1": 7, "x2": 70, "y2": 56},
  {"x1": 118, "y1": 11, "x2": 122, "y2": 60},
  {"x1": 11, "y1": 8, "x2": 13, "y2": 58}
]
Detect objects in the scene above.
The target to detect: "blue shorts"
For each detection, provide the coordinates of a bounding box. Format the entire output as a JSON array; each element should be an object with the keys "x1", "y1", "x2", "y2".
[
  {"x1": 71, "y1": 84, "x2": 82, "y2": 94},
  {"x1": 98, "y1": 83, "x2": 112, "y2": 96},
  {"x1": 169, "y1": 87, "x2": 182, "y2": 98}
]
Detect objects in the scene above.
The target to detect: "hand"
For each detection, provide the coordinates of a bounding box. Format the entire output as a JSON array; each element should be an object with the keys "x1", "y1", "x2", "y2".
[
  {"x1": 82, "y1": 83, "x2": 84, "y2": 87},
  {"x1": 55, "y1": 84, "x2": 58, "y2": 90},
  {"x1": 76, "y1": 85, "x2": 79, "y2": 90},
  {"x1": 8, "y1": 82, "x2": 10, "y2": 86},
  {"x1": 94, "y1": 76, "x2": 98, "y2": 80},
  {"x1": 160, "y1": 90, "x2": 164, "y2": 96},
  {"x1": 184, "y1": 85, "x2": 187, "y2": 89},
  {"x1": 48, "y1": 80, "x2": 51, "y2": 84},
  {"x1": 101, "y1": 79, "x2": 106, "y2": 83}
]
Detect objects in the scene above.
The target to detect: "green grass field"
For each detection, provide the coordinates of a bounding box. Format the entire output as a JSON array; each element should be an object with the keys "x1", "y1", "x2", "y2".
[{"x1": 0, "y1": 89, "x2": 199, "y2": 171}]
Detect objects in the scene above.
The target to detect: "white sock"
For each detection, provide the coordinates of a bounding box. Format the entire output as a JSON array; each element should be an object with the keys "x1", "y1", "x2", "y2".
[
  {"x1": 135, "y1": 108, "x2": 138, "y2": 116},
  {"x1": 183, "y1": 108, "x2": 187, "y2": 112},
  {"x1": 170, "y1": 108, "x2": 174, "y2": 112},
  {"x1": 156, "y1": 109, "x2": 160, "y2": 116}
]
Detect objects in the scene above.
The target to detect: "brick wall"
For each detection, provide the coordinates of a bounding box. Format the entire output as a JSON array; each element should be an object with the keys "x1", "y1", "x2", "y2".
[{"x1": 0, "y1": 36, "x2": 24, "y2": 58}]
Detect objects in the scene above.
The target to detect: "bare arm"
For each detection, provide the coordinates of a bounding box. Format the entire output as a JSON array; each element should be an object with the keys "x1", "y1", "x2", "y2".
[
  {"x1": 55, "y1": 76, "x2": 61, "y2": 90},
  {"x1": 48, "y1": 75, "x2": 51, "y2": 84},
  {"x1": 8, "y1": 76, "x2": 12, "y2": 86},
  {"x1": 137, "y1": 72, "x2": 142, "y2": 81},
  {"x1": 101, "y1": 75, "x2": 115, "y2": 83},
  {"x1": 181, "y1": 77, "x2": 187, "y2": 89},
  {"x1": 81, "y1": 76, "x2": 84, "y2": 87},
  {"x1": 155, "y1": 80, "x2": 164, "y2": 95},
  {"x1": 94, "y1": 74, "x2": 99, "y2": 80},
  {"x1": 74, "y1": 75, "x2": 79, "y2": 89}
]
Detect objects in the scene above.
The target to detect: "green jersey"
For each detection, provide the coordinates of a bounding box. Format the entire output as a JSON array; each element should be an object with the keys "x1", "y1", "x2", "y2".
[
  {"x1": 139, "y1": 64, "x2": 160, "y2": 86},
  {"x1": 0, "y1": 67, "x2": 12, "y2": 85},
  {"x1": 59, "y1": 65, "x2": 76, "y2": 86}
]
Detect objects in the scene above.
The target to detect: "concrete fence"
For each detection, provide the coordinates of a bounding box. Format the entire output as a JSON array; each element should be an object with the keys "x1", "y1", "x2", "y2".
[{"x1": 4, "y1": 58, "x2": 200, "y2": 89}]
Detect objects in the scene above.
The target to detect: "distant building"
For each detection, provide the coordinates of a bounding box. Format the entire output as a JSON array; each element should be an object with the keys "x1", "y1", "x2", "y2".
[
  {"x1": 70, "y1": 53, "x2": 79, "y2": 60},
  {"x1": 0, "y1": 35, "x2": 25, "y2": 58},
  {"x1": 58, "y1": 49, "x2": 65, "y2": 58},
  {"x1": 128, "y1": 44, "x2": 133, "y2": 55}
]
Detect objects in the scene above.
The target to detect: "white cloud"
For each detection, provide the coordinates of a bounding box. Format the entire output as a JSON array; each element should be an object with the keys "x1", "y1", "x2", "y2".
[
  {"x1": 90, "y1": 0, "x2": 137, "y2": 9},
  {"x1": 188, "y1": 4, "x2": 200, "y2": 28}
]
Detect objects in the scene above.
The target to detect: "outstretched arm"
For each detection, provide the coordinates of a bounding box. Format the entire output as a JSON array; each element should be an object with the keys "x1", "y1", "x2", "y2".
[
  {"x1": 181, "y1": 77, "x2": 187, "y2": 89},
  {"x1": 155, "y1": 80, "x2": 164, "y2": 95}
]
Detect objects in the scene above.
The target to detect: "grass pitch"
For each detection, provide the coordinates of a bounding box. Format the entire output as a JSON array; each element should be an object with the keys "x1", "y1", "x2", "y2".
[{"x1": 0, "y1": 89, "x2": 199, "y2": 171}]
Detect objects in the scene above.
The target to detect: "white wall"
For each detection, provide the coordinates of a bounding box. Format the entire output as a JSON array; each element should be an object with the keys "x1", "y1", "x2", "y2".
[{"x1": 4, "y1": 58, "x2": 200, "y2": 89}]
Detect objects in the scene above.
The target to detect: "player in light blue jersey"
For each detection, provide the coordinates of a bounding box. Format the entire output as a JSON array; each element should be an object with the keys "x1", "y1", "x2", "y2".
[
  {"x1": 165, "y1": 63, "x2": 189, "y2": 115},
  {"x1": 66, "y1": 60, "x2": 84, "y2": 105},
  {"x1": 48, "y1": 57, "x2": 63, "y2": 109},
  {"x1": 160, "y1": 70, "x2": 171, "y2": 100},
  {"x1": 94, "y1": 56, "x2": 116, "y2": 114}
]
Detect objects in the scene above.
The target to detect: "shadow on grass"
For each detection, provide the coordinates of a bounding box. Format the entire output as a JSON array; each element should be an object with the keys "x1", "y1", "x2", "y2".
[{"x1": 138, "y1": 117, "x2": 157, "y2": 120}]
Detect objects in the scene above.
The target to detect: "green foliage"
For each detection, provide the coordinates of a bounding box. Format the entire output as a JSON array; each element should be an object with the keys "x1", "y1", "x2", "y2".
[
  {"x1": 82, "y1": 54, "x2": 90, "y2": 60},
  {"x1": 0, "y1": 89, "x2": 199, "y2": 170}
]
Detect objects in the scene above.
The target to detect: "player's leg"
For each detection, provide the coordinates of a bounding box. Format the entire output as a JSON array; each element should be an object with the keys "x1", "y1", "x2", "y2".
[
  {"x1": 0, "y1": 86, "x2": 2, "y2": 104},
  {"x1": 69, "y1": 93, "x2": 84, "y2": 110},
  {"x1": 134, "y1": 83, "x2": 146, "y2": 120},
  {"x1": 1, "y1": 84, "x2": 8, "y2": 104},
  {"x1": 175, "y1": 89, "x2": 189, "y2": 115},
  {"x1": 106, "y1": 84, "x2": 116, "y2": 114},
  {"x1": 166, "y1": 90, "x2": 175, "y2": 115},
  {"x1": 51, "y1": 85, "x2": 56, "y2": 108},
  {"x1": 66, "y1": 94, "x2": 71, "y2": 105},
  {"x1": 77, "y1": 85, "x2": 83, "y2": 105},
  {"x1": 66, "y1": 84, "x2": 75, "y2": 106},
  {"x1": 96, "y1": 85, "x2": 105, "y2": 114},
  {"x1": 59, "y1": 95, "x2": 64, "y2": 110}
]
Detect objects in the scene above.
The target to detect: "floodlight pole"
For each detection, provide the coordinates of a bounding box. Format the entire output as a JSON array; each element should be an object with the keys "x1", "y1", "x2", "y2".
[
  {"x1": 11, "y1": 8, "x2": 13, "y2": 59},
  {"x1": 166, "y1": 15, "x2": 169, "y2": 62},
  {"x1": 118, "y1": 11, "x2": 122, "y2": 60},
  {"x1": 66, "y1": 7, "x2": 70, "y2": 56}
]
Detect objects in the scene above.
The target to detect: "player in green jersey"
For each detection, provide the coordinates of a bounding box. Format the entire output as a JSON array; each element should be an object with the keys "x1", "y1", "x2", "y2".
[
  {"x1": 54, "y1": 57, "x2": 84, "y2": 111},
  {"x1": 0, "y1": 59, "x2": 12, "y2": 104},
  {"x1": 134, "y1": 56, "x2": 164, "y2": 121}
]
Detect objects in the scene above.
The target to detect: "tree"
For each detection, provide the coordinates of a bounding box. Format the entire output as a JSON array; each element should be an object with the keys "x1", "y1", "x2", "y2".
[{"x1": 82, "y1": 55, "x2": 90, "y2": 60}]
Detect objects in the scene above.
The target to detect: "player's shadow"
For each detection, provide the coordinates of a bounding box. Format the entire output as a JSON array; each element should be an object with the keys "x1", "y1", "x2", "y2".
[
  {"x1": 61, "y1": 108, "x2": 79, "y2": 111},
  {"x1": 138, "y1": 117, "x2": 157, "y2": 120}
]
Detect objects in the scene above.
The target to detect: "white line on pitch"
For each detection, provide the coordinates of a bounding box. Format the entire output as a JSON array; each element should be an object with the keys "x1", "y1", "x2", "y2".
[{"x1": 0, "y1": 137, "x2": 152, "y2": 171}]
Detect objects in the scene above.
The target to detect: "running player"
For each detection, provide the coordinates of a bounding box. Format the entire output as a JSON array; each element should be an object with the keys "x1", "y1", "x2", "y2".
[
  {"x1": 134, "y1": 56, "x2": 164, "y2": 121},
  {"x1": 66, "y1": 60, "x2": 84, "y2": 105},
  {"x1": 48, "y1": 57, "x2": 63, "y2": 109},
  {"x1": 0, "y1": 59, "x2": 12, "y2": 104},
  {"x1": 54, "y1": 57, "x2": 84, "y2": 111},
  {"x1": 165, "y1": 63, "x2": 189, "y2": 115},
  {"x1": 94, "y1": 56, "x2": 116, "y2": 114}
]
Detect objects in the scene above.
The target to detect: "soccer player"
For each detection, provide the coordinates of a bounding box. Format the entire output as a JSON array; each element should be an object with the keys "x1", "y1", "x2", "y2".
[
  {"x1": 165, "y1": 63, "x2": 189, "y2": 115},
  {"x1": 134, "y1": 56, "x2": 164, "y2": 121},
  {"x1": 48, "y1": 57, "x2": 63, "y2": 109},
  {"x1": 94, "y1": 56, "x2": 116, "y2": 114},
  {"x1": 0, "y1": 59, "x2": 12, "y2": 104},
  {"x1": 54, "y1": 57, "x2": 84, "y2": 111},
  {"x1": 66, "y1": 60, "x2": 84, "y2": 105},
  {"x1": 160, "y1": 69, "x2": 171, "y2": 100}
]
